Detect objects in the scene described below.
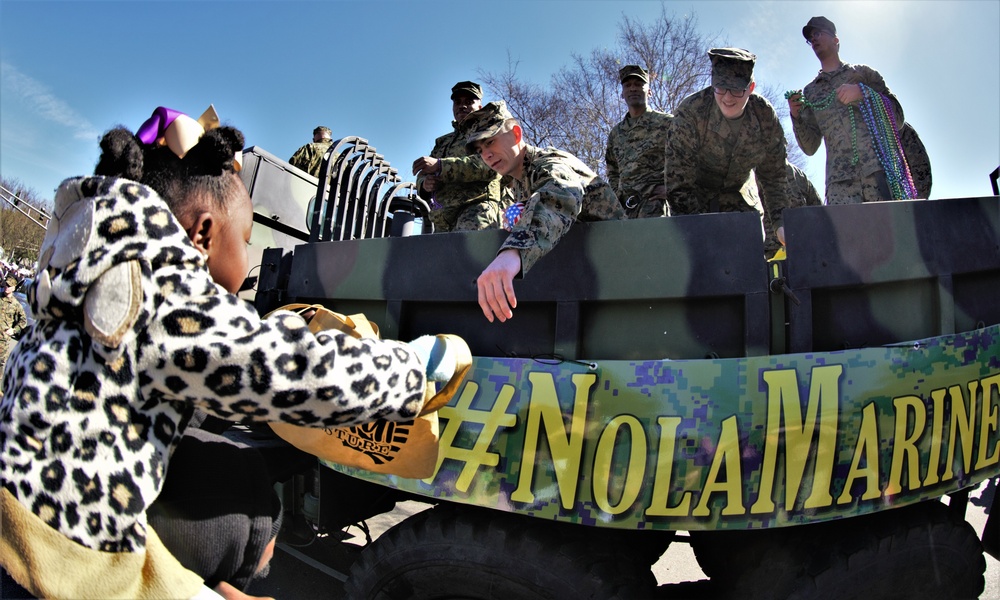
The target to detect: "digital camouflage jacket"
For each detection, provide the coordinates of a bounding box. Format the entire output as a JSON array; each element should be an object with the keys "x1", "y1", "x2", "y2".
[
  {"x1": 664, "y1": 88, "x2": 791, "y2": 236},
  {"x1": 289, "y1": 140, "x2": 334, "y2": 178},
  {"x1": 417, "y1": 123, "x2": 504, "y2": 232},
  {"x1": 0, "y1": 295, "x2": 26, "y2": 359},
  {"x1": 791, "y1": 63, "x2": 904, "y2": 194},
  {"x1": 605, "y1": 109, "x2": 673, "y2": 218},
  {"x1": 901, "y1": 122, "x2": 932, "y2": 199},
  {"x1": 502, "y1": 145, "x2": 625, "y2": 274}
]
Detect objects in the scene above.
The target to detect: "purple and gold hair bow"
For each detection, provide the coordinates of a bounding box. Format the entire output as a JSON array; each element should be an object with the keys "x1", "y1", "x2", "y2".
[{"x1": 136, "y1": 105, "x2": 241, "y2": 171}]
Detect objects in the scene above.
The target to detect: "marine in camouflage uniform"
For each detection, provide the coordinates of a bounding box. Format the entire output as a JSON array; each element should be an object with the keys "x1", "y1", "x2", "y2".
[
  {"x1": 605, "y1": 65, "x2": 673, "y2": 218},
  {"x1": 901, "y1": 122, "x2": 932, "y2": 198},
  {"x1": 502, "y1": 145, "x2": 625, "y2": 273},
  {"x1": 412, "y1": 81, "x2": 506, "y2": 232},
  {"x1": 760, "y1": 163, "x2": 823, "y2": 255},
  {"x1": 463, "y1": 101, "x2": 625, "y2": 322},
  {"x1": 288, "y1": 126, "x2": 334, "y2": 178},
  {"x1": 787, "y1": 162, "x2": 823, "y2": 208},
  {"x1": 0, "y1": 277, "x2": 27, "y2": 390},
  {"x1": 790, "y1": 17, "x2": 906, "y2": 205},
  {"x1": 664, "y1": 48, "x2": 791, "y2": 248}
]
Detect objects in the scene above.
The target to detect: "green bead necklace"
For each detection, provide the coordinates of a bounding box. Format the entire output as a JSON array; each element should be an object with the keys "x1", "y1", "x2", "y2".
[
  {"x1": 786, "y1": 86, "x2": 916, "y2": 199},
  {"x1": 786, "y1": 89, "x2": 837, "y2": 111},
  {"x1": 786, "y1": 89, "x2": 861, "y2": 165}
]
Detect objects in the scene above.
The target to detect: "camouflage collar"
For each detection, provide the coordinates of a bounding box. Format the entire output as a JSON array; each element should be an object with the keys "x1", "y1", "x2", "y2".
[
  {"x1": 620, "y1": 109, "x2": 649, "y2": 129},
  {"x1": 815, "y1": 61, "x2": 849, "y2": 80},
  {"x1": 522, "y1": 144, "x2": 540, "y2": 176},
  {"x1": 523, "y1": 144, "x2": 540, "y2": 165},
  {"x1": 515, "y1": 144, "x2": 541, "y2": 191}
]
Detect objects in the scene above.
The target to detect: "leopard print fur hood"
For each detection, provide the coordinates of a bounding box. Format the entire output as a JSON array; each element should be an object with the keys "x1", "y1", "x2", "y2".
[{"x1": 0, "y1": 176, "x2": 427, "y2": 556}]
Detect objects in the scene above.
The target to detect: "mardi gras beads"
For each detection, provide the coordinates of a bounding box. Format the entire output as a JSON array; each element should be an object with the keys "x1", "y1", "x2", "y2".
[
  {"x1": 857, "y1": 83, "x2": 917, "y2": 200},
  {"x1": 785, "y1": 89, "x2": 838, "y2": 111},
  {"x1": 787, "y1": 83, "x2": 916, "y2": 198},
  {"x1": 848, "y1": 107, "x2": 860, "y2": 166},
  {"x1": 787, "y1": 89, "x2": 860, "y2": 164}
]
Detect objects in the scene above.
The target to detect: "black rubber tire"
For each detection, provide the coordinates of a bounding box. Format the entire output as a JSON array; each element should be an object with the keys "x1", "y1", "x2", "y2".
[
  {"x1": 696, "y1": 501, "x2": 985, "y2": 600},
  {"x1": 787, "y1": 501, "x2": 986, "y2": 600},
  {"x1": 343, "y1": 503, "x2": 659, "y2": 599},
  {"x1": 689, "y1": 529, "x2": 766, "y2": 583},
  {"x1": 691, "y1": 501, "x2": 986, "y2": 600},
  {"x1": 709, "y1": 526, "x2": 834, "y2": 600}
]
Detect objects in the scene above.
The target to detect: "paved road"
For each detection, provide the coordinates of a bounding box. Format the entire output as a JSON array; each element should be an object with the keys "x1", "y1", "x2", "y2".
[{"x1": 249, "y1": 480, "x2": 999, "y2": 599}]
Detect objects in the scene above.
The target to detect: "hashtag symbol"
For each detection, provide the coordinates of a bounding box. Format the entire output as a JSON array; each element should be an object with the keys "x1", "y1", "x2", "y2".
[{"x1": 434, "y1": 380, "x2": 517, "y2": 491}]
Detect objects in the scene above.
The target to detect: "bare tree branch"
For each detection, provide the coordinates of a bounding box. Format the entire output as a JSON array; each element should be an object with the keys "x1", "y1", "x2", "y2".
[
  {"x1": 477, "y1": 4, "x2": 807, "y2": 175},
  {"x1": 0, "y1": 176, "x2": 50, "y2": 266},
  {"x1": 479, "y1": 6, "x2": 718, "y2": 175}
]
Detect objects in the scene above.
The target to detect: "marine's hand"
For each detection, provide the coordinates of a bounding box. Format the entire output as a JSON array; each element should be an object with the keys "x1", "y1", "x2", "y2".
[
  {"x1": 412, "y1": 156, "x2": 441, "y2": 176},
  {"x1": 787, "y1": 92, "x2": 803, "y2": 119},
  {"x1": 477, "y1": 249, "x2": 520, "y2": 323},
  {"x1": 836, "y1": 84, "x2": 862, "y2": 105},
  {"x1": 421, "y1": 174, "x2": 440, "y2": 193},
  {"x1": 777, "y1": 226, "x2": 786, "y2": 246}
]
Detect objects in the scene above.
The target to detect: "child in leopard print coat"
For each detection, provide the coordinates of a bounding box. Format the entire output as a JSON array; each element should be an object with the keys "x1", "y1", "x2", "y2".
[{"x1": 0, "y1": 107, "x2": 454, "y2": 599}]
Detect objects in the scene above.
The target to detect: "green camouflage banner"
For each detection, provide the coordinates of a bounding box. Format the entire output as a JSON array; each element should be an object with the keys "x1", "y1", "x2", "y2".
[{"x1": 328, "y1": 324, "x2": 1000, "y2": 531}]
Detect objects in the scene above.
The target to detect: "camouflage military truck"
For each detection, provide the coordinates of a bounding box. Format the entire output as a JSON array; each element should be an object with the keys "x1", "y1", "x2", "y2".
[{"x1": 241, "y1": 141, "x2": 1000, "y2": 599}]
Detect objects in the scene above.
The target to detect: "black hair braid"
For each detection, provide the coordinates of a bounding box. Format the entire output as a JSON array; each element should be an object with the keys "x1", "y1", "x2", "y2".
[
  {"x1": 183, "y1": 127, "x2": 245, "y2": 177},
  {"x1": 174, "y1": 126, "x2": 246, "y2": 218},
  {"x1": 139, "y1": 145, "x2": 186, "y2": 213},
  {"x1": 94, "y1": 127, "x2": 144, "y2": 181},
  {"x1": 93, "y1": 123, "x2": 246, "y2": 221}
]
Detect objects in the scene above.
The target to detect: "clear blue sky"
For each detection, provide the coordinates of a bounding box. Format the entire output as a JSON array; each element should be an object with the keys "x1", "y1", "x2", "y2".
[{"x1": 2, "y1": 0, "x2": 998, "y2": 203}]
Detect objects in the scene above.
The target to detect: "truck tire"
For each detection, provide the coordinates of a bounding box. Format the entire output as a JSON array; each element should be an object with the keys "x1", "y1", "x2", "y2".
[
  {"x1": 344, "y1": 503, "x2": 658, "y2": 599},
  {"x1": 786, "y1": 501, "x2": 985, "y2": 600},
  {"x1": 706, "y1": 526, "x2": 833, "y2": 600},
  {"x1": 689, "y1": 529, "x2": 788, "y2": 585},
  {"x1": 700, "y1": 501, "x2": 985, "y2": 600},
  {"x1": 690, "y1": 525, "x2": 828, "y2": 596}
]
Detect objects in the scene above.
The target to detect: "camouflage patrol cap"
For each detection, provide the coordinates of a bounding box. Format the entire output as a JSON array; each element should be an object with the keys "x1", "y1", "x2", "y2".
[
  {"x1": 451, "y1": 81, "x2": 483, "y2": 100},
  {"x1": 802, "y1": 16, "x2": 836, "y2": 40},
  {"x1": 463, "y1": 101, "x2": 515, "y2": 153},
  {"x1": 619, "y1": 65, "x2": 649, "y2": 84},
  {"x1": 708, "y1": 48, "x2": 756, "y2": 91}
]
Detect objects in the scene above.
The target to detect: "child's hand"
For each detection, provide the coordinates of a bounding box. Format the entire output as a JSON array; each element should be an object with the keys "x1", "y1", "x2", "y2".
[{"x1": 213, "y1": 581, "x2": 274, "y2": 600}]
